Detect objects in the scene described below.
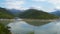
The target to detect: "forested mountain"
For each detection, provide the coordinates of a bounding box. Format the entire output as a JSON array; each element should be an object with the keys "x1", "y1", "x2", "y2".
[
  {"x1": 19, "y1": 9, "x2": 59, "y2": 19},
  {"x1": 0, "y1": 7, "x2": 59, "y2": 19},
  {"x1": 0, "y1": 7, "x2": 14, "y2": 19}
]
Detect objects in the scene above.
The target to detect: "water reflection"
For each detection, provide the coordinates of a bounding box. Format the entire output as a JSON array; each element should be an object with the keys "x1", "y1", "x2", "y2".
[
  {"x1": 26, "y1": 21, "x2": 50, "y2": 26},
  {"x1": 8, "y1": 21, "x2": 34, "y2": 34},
  {"x1": 8, "y1": 20, "x2": 60, "y2": 34}
]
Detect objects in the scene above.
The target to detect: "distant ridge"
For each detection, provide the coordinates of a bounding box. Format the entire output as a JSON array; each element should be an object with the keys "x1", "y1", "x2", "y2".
[
  {"x1": 50, "y1": 9, "x2": 60, "y2": 16},
  {"x1": 9, "y1": 9, "x2": 22, "y2": 17}
]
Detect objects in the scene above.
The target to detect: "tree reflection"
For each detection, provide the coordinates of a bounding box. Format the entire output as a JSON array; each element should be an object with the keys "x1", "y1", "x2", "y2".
[{"x1": 26, "y1": 20, "x2": 51, "y2": 34}]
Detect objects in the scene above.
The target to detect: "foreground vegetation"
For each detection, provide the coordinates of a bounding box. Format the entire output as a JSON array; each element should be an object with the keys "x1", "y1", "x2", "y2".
[
  {"x1": 0, "y1": 23, "x2": 11, "y2": 34},
  {"x1": 0, "y1": 19, "x2": 15, "y2": 25},
  {"x1": 27, "y1": 31, "x2": 34, "y2": 34}
]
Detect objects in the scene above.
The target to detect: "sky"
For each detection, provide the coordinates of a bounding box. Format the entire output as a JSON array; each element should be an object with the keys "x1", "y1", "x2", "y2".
[{"x1": 0, "y1": 0, "x2": 60, "y2": 12}]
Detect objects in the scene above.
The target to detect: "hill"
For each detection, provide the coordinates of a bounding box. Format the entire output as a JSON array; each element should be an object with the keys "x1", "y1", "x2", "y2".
[
  {"x1": 0, "y1": 7, "x2": 14, "y2": 19},
  {"x1": 19, "y1": 9, "x2": 59, "y2": 19}
]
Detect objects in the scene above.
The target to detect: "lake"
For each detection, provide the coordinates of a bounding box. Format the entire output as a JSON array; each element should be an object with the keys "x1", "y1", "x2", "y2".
[{"x1": 1, "y1": 19, "x2": 60, "y2": 34}]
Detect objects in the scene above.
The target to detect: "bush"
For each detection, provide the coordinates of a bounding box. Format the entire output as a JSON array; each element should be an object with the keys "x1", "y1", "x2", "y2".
[{"x1": 0, "y1": 23, "x2": 11, "y2": 34}]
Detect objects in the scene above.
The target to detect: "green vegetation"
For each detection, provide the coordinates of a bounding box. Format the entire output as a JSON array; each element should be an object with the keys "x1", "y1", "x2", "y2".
[
  {"x1": 0, "y1": 7, "x2": 14, "y2": 19},
  {"x1": 0, "y1": 23, "x2": 11, "y2": 34},
  {"x1": 27, "y1": 31, "x2": 34, "y2": 34},
  {"x1": 0, "y1": 19, "x2": 15, "y2": 25},
  {"x1": 19, "y1": 9, "x2": 59, "y2": 19}
]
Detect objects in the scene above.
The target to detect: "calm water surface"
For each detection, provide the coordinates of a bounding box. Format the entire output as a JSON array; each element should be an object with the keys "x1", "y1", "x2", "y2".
[{"x1": 8, "y1": 20, "x2": 60, "y2": 34}]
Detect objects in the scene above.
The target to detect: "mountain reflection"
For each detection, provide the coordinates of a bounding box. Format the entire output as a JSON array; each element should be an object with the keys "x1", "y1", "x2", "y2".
[
  {"x1": 26, "y1": 21, "x2": 50, "y2": 26},
  {"x1": 8, "y1": 20, "x2": 60, "y2": 34}
]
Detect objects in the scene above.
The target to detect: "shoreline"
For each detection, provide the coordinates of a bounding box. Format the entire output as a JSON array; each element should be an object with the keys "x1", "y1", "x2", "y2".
[
  {"x1": 0, "y1": 19, "x2": 58, "y2": 21},
  {"x1": 0, "y1": 18, "x2": 59, "y2": 23}
]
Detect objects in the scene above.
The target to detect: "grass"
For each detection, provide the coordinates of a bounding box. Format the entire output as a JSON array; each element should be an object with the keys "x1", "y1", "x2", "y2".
[
  {"x1": 27, "y1": 31, "x2": 34, "y2": 34},
  {"x1": 0, "y1": 19, "x2": 15, "y2": 25}
]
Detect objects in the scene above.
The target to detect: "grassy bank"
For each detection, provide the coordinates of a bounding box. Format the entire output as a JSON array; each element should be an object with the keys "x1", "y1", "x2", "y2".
[{"x1": 0, "y1": 19, "x2": 16, "y2": 25}]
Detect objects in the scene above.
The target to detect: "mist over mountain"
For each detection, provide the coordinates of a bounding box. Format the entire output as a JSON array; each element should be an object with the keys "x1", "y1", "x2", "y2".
[
  {"x1": 9, "y1": 9, "x2": 23, "y2": 17},
  {"x1": 50, "y1": 9, "x2": 60, "y2": 16},
  {"x1": 9, "y1": 9, "x2": 21, "y2": 14}
]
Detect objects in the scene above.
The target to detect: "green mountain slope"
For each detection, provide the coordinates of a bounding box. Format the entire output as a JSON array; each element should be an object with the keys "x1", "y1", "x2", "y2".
[
  {"x1": 19, "y1": 9, "x2": 59, "y2": 19},
  {"x1": 0, "y1": 7, "x2": 14, "y2": 19}
]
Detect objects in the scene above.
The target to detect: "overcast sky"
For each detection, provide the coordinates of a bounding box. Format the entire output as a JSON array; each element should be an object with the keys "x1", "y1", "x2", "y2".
[{"x1": 0, "y1": 0, "x2": 60, "y2": 12}]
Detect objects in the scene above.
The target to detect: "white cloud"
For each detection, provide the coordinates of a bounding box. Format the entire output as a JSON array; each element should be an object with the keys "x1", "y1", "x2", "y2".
[
  {"x1": 45, "y1": 8, "x2": 54, "y2": 12},
  {"x1": 55, "y1": 6, "x2": 60, "y2": 9},
  {"x1": 32, "y1": 0, "x2": 46, "y2": 2},
  {"x1": 32, "y1": 0, "x2": 60, "y2": 10},
  {"x1": 31, "y1": 5, "x2": 43, "y2": 10},
  {"x1": 1, "y1": 0, "x2": 60, "y2": 12},
  {"x1": 29, "y1": 5, "x2": 54, "y2": 12},
  {"x1": 47, "y1": 0, "x2": 60, "y2": 5},
  {"x1": 32, "y1": 0, "x2": 60, "y2": 5},
  {"x1": 2, "y1": 0, "x2": 26, "y2": 10}
]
